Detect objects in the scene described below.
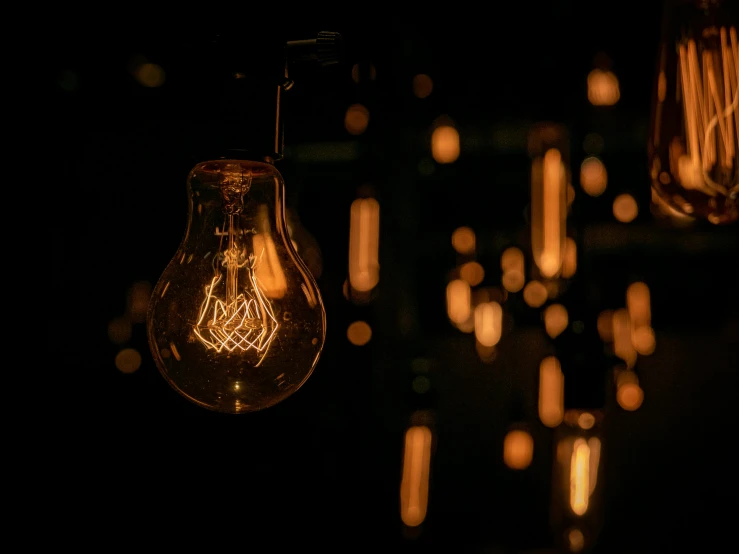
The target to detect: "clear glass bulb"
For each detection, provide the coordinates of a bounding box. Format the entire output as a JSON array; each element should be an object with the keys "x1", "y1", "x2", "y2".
[
  {"x1": 649, "y1": 0, "x2": 739, "y2": 224},
  {"x1": 147, "y1": 159, "x2": 326, "y2": 413}
]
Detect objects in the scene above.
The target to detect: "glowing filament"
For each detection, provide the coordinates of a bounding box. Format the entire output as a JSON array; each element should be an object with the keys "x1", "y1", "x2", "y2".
[
  {"x1": 193, "y1": 249, "x2": 278, "y2": 365},
  {"x1": 349, "y1": 197, "x2": 380, "y2": 292},
  {"x1": 400, "y1": 425, "x2": 432, "y2": 527},
  {"x1": 570, "y1": 438, "x2": 590, "y2": 516},
  {"x1": 676, "y1": 29, "x2": 739, "y2": 198}
]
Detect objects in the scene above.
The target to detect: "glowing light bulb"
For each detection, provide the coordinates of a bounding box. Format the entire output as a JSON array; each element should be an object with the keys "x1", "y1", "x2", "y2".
[
  {"x1": 528, "y1": 122, "x2": 570, "y2": 283},
  {"x1": 648, "y1": 0, "x2": 739, "y2": 225},
  {"x1": 551, "y1": 409, "x2": 605, "y2": 553},
  {"x1": 147, "y1": 160, "x2": 326, "y2": 413}
]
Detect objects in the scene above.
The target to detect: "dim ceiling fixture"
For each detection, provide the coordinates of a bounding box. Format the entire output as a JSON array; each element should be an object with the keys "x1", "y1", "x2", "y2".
[
  {"x1": 146, "y1": 31, "x2": 343, "y2": 414},
  {"x1": 649, "y1": 0, "x2": 738, "y2": 225}
]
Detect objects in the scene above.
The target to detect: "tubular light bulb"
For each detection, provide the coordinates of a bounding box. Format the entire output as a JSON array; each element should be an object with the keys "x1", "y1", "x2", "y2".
[
  {"x1": 648, "y1": 0, "x2": 738, "y2": 224},
  {"x1": 400, "y1": 425, "x2": 433, "y2": 527},
  {"x1": 147, "y1": 160, "x2": 326, "y2": 413},
  {"x1": 551, "y1": 410, "x2": 605, "y2": 553},
  {"x1": 529, "y1": 122, "x2": 570, "y2": 281}
]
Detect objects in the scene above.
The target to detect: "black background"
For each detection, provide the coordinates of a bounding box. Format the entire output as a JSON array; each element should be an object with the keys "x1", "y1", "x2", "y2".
[{"x1": 49, "y1": 3, "x2": 738, "y2": 552}]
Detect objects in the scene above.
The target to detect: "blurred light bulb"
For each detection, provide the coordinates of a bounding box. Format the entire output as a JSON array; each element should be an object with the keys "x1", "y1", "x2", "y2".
[
  {"x1": 528, "y1": 122, "x2": 570, "y2": 281},
  {"x1": 551, "y1": 410, "x2": 605, "y2": 553},
  {"x1": 648, "y1": 0, "x2": 739, "y2": 224},
  {"x1": 147, "y1": 160, "x2": 326, "y2": 413}
]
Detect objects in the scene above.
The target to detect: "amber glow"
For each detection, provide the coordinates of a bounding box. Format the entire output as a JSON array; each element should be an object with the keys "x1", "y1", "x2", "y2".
[
  {"x1": 460, "y1": 261, "x2": 485, "y2": 286},
  {"x1": 580, "y1": 157, "x2": 608, "y2": 196},
  {"x1": 617, "y1": 382, "x2": 644, "y2": 411},
  {"x1": 451, "y1": 226, "x2": 476, "y2": 255},
  {"x1": 531, "y1": 148, "x2": 567, "y2": 278},
  {"x1": 627, "y1": 281, "x2": 656, "y2": 355},
  {"x1": 503, "y1": 429, "x2": 534, "y2": 470},
  {"x1": 400, "y1": 425, "x2": 432, "y2": 527},
  {"x1": 115, "y1": 348, "x2": 142, "y2": 374},
  {"x1": 587, "y1": 69, "x2": 620, "y2": 106},
  {"x1": 253, "y1": 233, "x2": 288, "y2": 299},
  {"x1": 347, "y1": 321, "x2": 372, "y2": 346},
  {"x1": 570, "y1": 438, "x2": 591, "y2": 516},
  {"x1": 474, "y1": 301, "x2": 503, "y2": 347},
  {"x1": 612, "y1": 308, "x2": 636, "y2": 369},
  {"x1": 613, "y1": 193, "x2": 639, "y2": 222},
  {"x1": 193, "y1": 236, "x2": 279, "y2": 363},
  {"x1": 539, "y1": 356, "x2": 564, "y2": 427},
  {"x1": 501, "y1": 246, "x2": 525, "y2": 292},
  {"x1": 597, "y1": 309, "x2": 614, "y2": 342},
  {"x1": 128, "y1": 280, "x2": 151, "y2": 323},
  {"x1": 523, "y1": 280, "x2": 548, "y2": 308},
  {"x1": 446, "y1": 279, "x2": 471, "y2": 325},
  {"x1": 134, "y1": 62, "x2": 166, "y2": 88},
  {"x1": 568, "y1": 528, "x2": 585, "y2": 552},
  {"x1": 345, "y1": 103, "x2": 370, "y2": 135},
  {"x1": 432, "y1": 124, "x2": 460, "y2": 164},
  {"x1": 675, "y1": 30, "x2": 739, "y2": 205},
  {"x1": 349, "y1": 197, "x2": 380, "y2": 293},
  {"x1": 544, "y1": 303, "x2": 569, "y2": 338},
  {"x1": 413, "y1": 73, "x2": 433, "y2": 98}
]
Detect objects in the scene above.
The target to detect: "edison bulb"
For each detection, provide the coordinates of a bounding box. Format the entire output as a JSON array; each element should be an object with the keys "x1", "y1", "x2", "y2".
[
  {"x1": 147, "y1": 159, "x2": 326, "y2": 413},
  {"x1": 648, "y1": 0, "x2": 738, "y2": 224}
]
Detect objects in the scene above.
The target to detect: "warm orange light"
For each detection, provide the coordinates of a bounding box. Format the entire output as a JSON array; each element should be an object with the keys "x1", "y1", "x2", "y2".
[
  {"x1": 580, "y1": 157, "x2": 608, "y2": 197},
  {"x1": 539, "y1": 356, "x2": 565, "y2": 428},
  {"x1": 633, "y1": 326, "x2": 656, "y2": 355},
  {"x1": 345, "y1": 103, "x2": 370, "y2": 135},
  {"x1": 400, "y1": 425, "x2": 432, "y2": 527},
  {"x1": 587, "y1": 69, "x2": 620, "y2": 106},
  {"x1": 115, "y1": 348, "x2": 142, "y2": 374},
  {"x1": 134, "y1": 62, "x2": 166, "y2": 88},
  {"x1": 501, "y1": 246, "x2": 525, "y2": 292},
  {"x1": 446, "y1": 279, "x2": 471, "y2": 325},
  {"x1": 613, "y1": 193, "x2": 639, "y2": 222},
  {"x1": 412, "y1": 73, "x2": 433, "y2": 99},
  {"x1": 568, "y1": 527, "x2": 585, "y2": 552},
  {"x1": 617, "y1": 382, "x2": 644, "y2": 411},
  {"x1": 503, "y1": 429, "x2": 534, "y2": 470},
  {"x1": 349, "y1": 197, "x2": 380, "y2": 293},
  {"x1": 544, "y1": 303, "x2": 569, "y2": 338},
  {"x1": 612, "y1": 308, "x2": 636, "y2": 369},
  {"x1": 523, "y1": 280, "x2": 548, "y2": 308},
  {"x1": 474, "y1": 301, "x2": 503, "y2": 347},
  {"x1": 597, "y1": 309, "x2": 614, "y2": 342},
  {"x1": 570, "y1": 438, "x2": 590, "y2": 515},
  {"x1": 460, "y1": 261, "x2": 485, "y2": 286},
  {"x1": 626, "y1": 282, "x2": 651, "y2": 328},
  {"x1": 253, "y1": 232, "x2": 287, "y2": 299},
  {"x1": 531, "y1": 148, "x2": 567, "y2": 278},
  {"x1": 347, "y1": 321, "x2": 372, "y2": 346},
  {"x1": 451, "y1": 226, "x2": 476, "y2": 255},
  {"x1": 432, "y1": 124, "x2": 460, "y2": 164}
]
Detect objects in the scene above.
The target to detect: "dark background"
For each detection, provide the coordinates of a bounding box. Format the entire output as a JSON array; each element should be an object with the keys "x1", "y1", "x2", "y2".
[{"x1": 50, "y1": 3, "x2": 738, "y2": 552}]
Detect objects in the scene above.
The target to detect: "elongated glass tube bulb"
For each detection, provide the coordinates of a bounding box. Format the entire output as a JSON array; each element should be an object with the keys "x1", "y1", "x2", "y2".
[{"x1": 147, "y1": 159, "x2": 326, "y2": 413}]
